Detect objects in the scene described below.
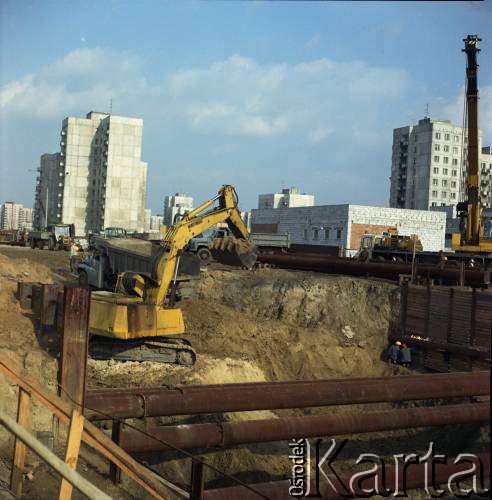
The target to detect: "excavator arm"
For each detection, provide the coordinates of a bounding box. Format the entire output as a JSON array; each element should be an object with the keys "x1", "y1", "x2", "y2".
[{"x1": 145, "y1": 185, "x2": 256, "y2": 307}]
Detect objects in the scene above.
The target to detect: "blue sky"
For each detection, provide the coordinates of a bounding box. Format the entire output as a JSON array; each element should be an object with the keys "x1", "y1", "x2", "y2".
[{"x1": 1, "y1": 0, "x2": 491, "y2": 213}]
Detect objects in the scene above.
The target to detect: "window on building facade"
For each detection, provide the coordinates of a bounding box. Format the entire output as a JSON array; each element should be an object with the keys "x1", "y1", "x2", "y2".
[
  {"x1": 435, "y1": 132, "x2": 441, "y2": 140},
  {"x1": 434, "y1": 144, "x2": 440, "y2": 151},
  {"x1": 452, "y1": 169, "x2": 457, "y2": 176},
  {"x1": 454, "y1": 135, "x2": 459, "y2": 142},
  {"x1": 444, "y1": 133, "x2": 450, "y2": 141},
  {"x1": 450, "y1": 192, "x2": 456, "y2": 199},
  {"x1": 453, "y1": 147, "x2": 459, "y2": 154},
  {"x1": 324, "y1": 228, "x2": 330, "y2": 240},
  {"x1": 303, "y1": 229, "x2": 308, "y2": 240},
  {"x1": 432, "y1": 190, "x2": 438, "y2": 197},
  {"x1": 432, "y1": 179, "x2": 438, "y2": 186},
  {"x1": 336, "y1": 229, "x2": 342, "y2": 239},
  {"x1": 452, "y1": 159, "x2": 458, "y2": 166},
  {"x1": 433, "y1": 167, "x2": 439, "y2": 174},
  {"x1": 431, "y1": 202, "x2": 437, "y2": 207},
  {"x1": 443, "y1": 157, "x2": 449, "y2": 164},
  {"x1": 451, "y1": 181, "x2": 457, "y2": 188},
  {"x1": 313, "y1": 228, "x2": 319, "y2": 240},
  {"x1": 443, "y1": 168, "x2": 448, "y2": 175},
  {"x1": 442, "y1": 180, "x2": 448, "y2": 187},
  {"x1": 444, "y1": 145, "x2": 449, "y2": 152},
  {"x1": 434, "y1": 156, "x2": 440, "y2": 162},
  {"x1": 481, "y1": 162, "x2": 486, "y2": 168},
  {"x1": 441, "y1": 191, "x2": 447, "y2": 198}
]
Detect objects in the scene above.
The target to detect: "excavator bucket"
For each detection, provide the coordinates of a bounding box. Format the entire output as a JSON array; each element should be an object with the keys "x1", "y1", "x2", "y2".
[{"x1": 209, "y1": 236, "x2": 258, "y2": 269}]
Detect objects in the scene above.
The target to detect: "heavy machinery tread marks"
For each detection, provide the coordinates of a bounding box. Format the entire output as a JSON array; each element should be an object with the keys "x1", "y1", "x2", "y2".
[{"x1": 88, "y1": 336, "x2": 196, "y2": 366}]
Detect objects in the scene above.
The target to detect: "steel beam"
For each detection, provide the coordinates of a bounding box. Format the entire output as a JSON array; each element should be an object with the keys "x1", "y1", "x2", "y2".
[
  {"x1": 256, "y1": 253, "x2": 490, "y2": 287},
  {"x1": 202, "y1": 452, "x2": 490, "y2": 499},
  {"x1": 118, "y1": 402, "x2": 489, "y2": 453},
  {"x1": 85, "y1": 371, "x2": 490, "y2": 420}
]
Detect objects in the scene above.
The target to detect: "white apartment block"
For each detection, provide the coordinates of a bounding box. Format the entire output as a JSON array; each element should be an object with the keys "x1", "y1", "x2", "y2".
[
  {"x1": 163, "y1": 194, "x2": 193, "y2": 227},
  {"x1": 258, "y1": 187, "x2": 314, "y2": 209},
  {"x1": 1, "y1": 202, "x2": 30, "y2": 230},
  {"x1": 34, "y1": 111, "x2": 148, "y2": 235},
  {"x1": 390, "y1": 118, "x2": 491, "y2": 211},
  {"x1": 251, "y1": 204, "x2": 446, "y2": 255},
  {"x1": 150, "y1": 214, "x2": 164, "y2": 231}
]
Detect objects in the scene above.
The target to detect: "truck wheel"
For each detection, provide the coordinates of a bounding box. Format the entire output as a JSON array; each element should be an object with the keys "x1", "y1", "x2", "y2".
[
  {"x1": 78, "y1": 271, "x2": 89, "y2": 286},
  {"x1": 37, "y1": 240, "x2": 45, "y2": 250},
  {"x1": 30, "y1": 240, "x2": 36, "y2": 249},
  {"x1": 48, "y1": 237, "x2": 56, "y2": 251},
  {"x1": 198, "y1": 248, "x2": 212, "y2": 263}
]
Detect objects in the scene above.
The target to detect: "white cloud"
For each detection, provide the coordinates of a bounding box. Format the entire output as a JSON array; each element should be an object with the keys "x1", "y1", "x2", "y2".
[
  {"x1": 0, "y1": 47, "x2": 148, "y2": 118},
  {"x1": 309, "y1": 127, "x2": 334, "y2": 145},
  {"x1": 440, "y1": 85, "x2": 492, "y2": 145}
]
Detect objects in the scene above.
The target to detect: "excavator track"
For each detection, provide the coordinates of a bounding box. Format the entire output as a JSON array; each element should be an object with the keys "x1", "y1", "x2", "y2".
[{"x1": 89, "y1": 336, "x2": 197, "y2": 366}]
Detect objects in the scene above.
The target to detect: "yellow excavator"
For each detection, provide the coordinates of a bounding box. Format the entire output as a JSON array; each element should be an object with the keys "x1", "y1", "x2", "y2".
[
  {"x1": 88, "y1": 185, "x2": 257, "y2": 365},
  {"x1": 452, "y1": 35, "x2": 492, "y2": 254}
]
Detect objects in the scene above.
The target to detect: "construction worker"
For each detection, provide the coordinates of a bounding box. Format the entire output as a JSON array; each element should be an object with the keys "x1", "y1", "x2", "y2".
[
  {"x1": 387, "y1": 341, "x2": 401, "y2": 364},
  {"x1": 399, "y1": 343, "x2": 412, "y2": 368}
]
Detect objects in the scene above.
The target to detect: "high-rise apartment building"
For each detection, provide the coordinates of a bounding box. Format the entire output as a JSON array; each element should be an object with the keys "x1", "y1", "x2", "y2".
[
  {"x1": 163, "y1": 194, "x2": 193, "y2": 227},
  {"x1": 0, "y1": 202, "x2": 33, "y2": 230},
  {"x1": 34, "y1": 111, "x2": 148, "y2": 235},
  {"x1": 389, "y1": 118, "x2": 491, "y2": 210},
  {"x1": 1, "y1": 202, "x2": 22, "y2": 230},
  {"x1": 258, "y1": 187, "x2": 314, "y2": 209}
]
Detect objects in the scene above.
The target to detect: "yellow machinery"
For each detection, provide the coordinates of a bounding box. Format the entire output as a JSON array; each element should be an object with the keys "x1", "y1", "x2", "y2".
[
  {"x1": 452, "y1": 35, "x2": 492, "y2": 254},
  {"x1": 88, "y1": 185, "x2": 257, "y2": 365}
]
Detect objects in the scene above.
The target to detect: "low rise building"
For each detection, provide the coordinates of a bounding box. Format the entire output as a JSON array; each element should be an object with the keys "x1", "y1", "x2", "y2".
[
  {"x1": 251, "y1": 204, "x2": 446, "y2": 255},
  {"x1": 258, "y1": 187, "x2": 314, "y2": 209},
  {"x1": 150, "y1": 214, "x2": 164, "y2": 231}
]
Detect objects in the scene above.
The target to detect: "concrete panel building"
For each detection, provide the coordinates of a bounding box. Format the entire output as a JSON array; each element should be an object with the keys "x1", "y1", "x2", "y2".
[
  {"x1": 1, "y1": 202, "x2": 22, "y2": 230},
  {"x1": 163, "y1": 194, "x2": 193, "y2": 227},
  {"x1": 390, "y1": 118, "x2": 491, "y2": 211},
  {"x1": 34, "y1": 111, "x2": 148, "y2": 235},
  {"x1": 251, "y1": 204, "x2": 446, "y2": 255},
  {"x1": 258, "y1": 187, "x2": 314, "y2": 209},
  {"x1": 150, "y1": 214, "x2": 164, "y2": 231}
]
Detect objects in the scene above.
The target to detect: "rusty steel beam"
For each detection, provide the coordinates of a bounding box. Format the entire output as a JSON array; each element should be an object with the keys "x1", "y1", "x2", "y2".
[
  {"x1": 84, "y1": 371, "x2": 490, "y2": 420},
  {"x1": 118, "y1": 402, "x2": 489, "y2": 453},
  {"x1": 59, "y1": 286, "x2": 91, "y2": 409},
  {"x1": 202, "y1": 452, "x2": 490, "y2": 499},
  {"x1": 256, "y1": 253, "x2": 490, "y2": 287}
]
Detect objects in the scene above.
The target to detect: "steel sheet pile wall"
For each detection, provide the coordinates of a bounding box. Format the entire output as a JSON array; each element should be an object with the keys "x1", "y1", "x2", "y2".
[{"x1": 399, "y1": 283, "x2": 491, "y2": 371}]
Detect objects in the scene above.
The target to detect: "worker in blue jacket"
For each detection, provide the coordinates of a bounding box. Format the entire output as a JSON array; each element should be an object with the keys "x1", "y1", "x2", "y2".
[{"x1": 387, "y1": 341, "x2": 401, "y2": 364}]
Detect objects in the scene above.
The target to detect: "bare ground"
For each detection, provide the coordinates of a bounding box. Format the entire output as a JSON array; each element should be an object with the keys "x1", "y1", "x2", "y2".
[{"x1": 0, "y1": 246, "x2": 488, "y2": 498}]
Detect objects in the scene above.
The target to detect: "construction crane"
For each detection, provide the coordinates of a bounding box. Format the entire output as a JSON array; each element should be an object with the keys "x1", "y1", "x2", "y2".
[
  {"x1": 452, "y1": 35, "x2": 492, "y2": 254},
  {"x1": 88, "y1": 185, "x2": 257, "y2": 365}
]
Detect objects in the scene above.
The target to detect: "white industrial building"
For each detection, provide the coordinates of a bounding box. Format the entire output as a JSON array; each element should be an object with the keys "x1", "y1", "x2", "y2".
[
  {"x1": 0, "y1": 202, "x2": 33, "y2": 231},
  {"x1": 251, "y1": 204, "x2": 446, "y2": 255},
  {"x1": 163, "y1": 194, "x2": 193, "y2": 227},
  {"x1": 34, "y1": 111, "x2": 148, "y2": 235},
  {"x1": 390, "y1": 117, "x2": 491, "y2": 210},
  {"x1": 258, "y1": 187, "x2": 314, "y2": 209}
]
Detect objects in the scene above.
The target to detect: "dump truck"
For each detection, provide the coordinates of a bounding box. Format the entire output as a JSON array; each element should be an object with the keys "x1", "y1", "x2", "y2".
[
  {"x1": 73, "y1": 236, "x2": 200, "y2": 291},
  {"x1": 0, "y1": 229, "x2": 28, "y2": 246},
  {"x1": 27, "y1": 224, "x2": 75, "y2": 250},
  {"x1": 187, "y1": 228, "x2": 290, "y2": 263}
]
